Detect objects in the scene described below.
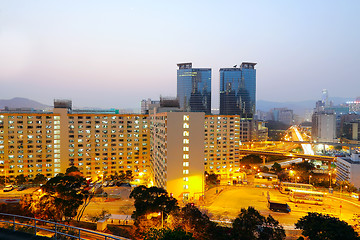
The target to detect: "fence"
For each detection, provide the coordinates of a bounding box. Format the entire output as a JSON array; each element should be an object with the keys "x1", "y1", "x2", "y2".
[{"x1": 0, "y1": 212, "x2": 129, "y2": 240}]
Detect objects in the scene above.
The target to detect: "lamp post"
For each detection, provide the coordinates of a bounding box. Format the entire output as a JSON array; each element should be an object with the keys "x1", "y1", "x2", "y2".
[
  {"x1": 329, "y1": 172, "x2": 332, "y2": 188},
  {"x1": 309, "y1": 175, "x2": 312, "y2": 185}
]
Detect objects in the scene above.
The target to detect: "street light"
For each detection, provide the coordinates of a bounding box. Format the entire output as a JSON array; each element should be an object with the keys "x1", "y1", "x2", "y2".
[
  {"x1": 329, "y1": 172, "x2": 332, "y2": 188},
  {"x1": 309, "y1": 175, "x2": 312, "y2": 185}
]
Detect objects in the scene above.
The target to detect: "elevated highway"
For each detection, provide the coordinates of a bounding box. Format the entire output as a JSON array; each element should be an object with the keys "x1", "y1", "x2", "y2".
[{"x1": 238, "y1": 149, "x2": 336, "y2": 162}]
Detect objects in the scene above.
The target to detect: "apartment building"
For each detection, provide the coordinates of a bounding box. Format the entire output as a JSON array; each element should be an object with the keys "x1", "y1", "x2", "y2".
[
  {"x1": 150, "y1": 112, "x2": 205, "y2": 201},
  {"x1": 336, "y1": 153, "x2": 360, "y2": 188},
  {"x1": 0, "y1": 112, "x2": 61, "y2": 179},
  {"x1": 0, "y1": 101, "x2": 151, "y2": 183}
]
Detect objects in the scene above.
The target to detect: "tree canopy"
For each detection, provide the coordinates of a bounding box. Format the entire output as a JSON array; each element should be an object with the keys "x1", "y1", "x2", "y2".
[
  {"x1": 295, "y1": 212, "x2": 359, "y2": 240},
  {"x1": 144, "y1": 227, "x2": 195, "y2": 240},
  {"x1": 232, "y1": 207, "x2": 285, "y2": 240},
  {"x1": 32, "y1": 173, "x2": 47, "y2": 185},
  {"x1": 241, "y1": 155, "x2": 263, "y2": 165},
  {"x1": 20, "y1": 167, "x2": 88, "y2": 221},
  {"x1": 129, "y1": 185, "x2": 179, "y2": 221}
]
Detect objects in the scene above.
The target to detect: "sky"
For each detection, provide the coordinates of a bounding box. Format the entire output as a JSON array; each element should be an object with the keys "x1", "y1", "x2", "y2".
[{"x1": 0, "y1": 0, "x2": 359, "y2": 109}]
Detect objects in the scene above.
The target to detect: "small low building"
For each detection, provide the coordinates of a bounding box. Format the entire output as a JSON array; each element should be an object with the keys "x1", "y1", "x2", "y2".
[{"x1": 336, "y1": 153, "x2": 360, "y2": 188}]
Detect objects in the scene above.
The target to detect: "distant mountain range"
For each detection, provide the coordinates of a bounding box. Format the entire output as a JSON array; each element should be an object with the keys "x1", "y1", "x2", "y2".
[
  {"x1": 0, "y1": 97, "x2": 356, "y2": 116},
  {"x1": 0, "y1": 98, "x2": 49, "y2": 110}
]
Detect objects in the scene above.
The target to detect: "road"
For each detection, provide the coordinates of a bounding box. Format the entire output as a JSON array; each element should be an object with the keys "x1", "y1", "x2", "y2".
[{"x1": 290, "y1": 126, "x2": 314, "y2": 155}]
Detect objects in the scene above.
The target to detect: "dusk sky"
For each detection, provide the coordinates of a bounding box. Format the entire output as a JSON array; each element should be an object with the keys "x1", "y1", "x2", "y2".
[{"x1": 0, "y1": 0, "x2": 359, "y2": 109}]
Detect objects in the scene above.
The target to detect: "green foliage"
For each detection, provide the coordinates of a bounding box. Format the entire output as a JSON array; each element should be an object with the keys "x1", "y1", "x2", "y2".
[
  {"x1": 0, "y1": 176, "x2": 6, "y2": 185},
  {"x1": 21, "y1": 174, "x2": 87, "y2": 221},
  {"x1": 129, "y1": 185, "x2": 179, "y2": 222},
  {"x1": 33, "y1": 174, "x2": 47, "y2": 185},
  {"x1": 353, "y1": 213, "x2": 360, "y2": 233},
  {"x1": 174, "y1": 203, "x2": 216, "y2": 240},
  {"x1": 87, "y1": 209, "x2": 111, "y2": 222},
  {"x1": 295, "y1": 212, "x2": 359, "y2": 240},
  {"x1": 205, "y1": 172, "x2": 219, "y2": 188},
  {"x1": 106, "y1": 170, "x2": 134, "y2": 183},
  {"x1": 15, "y1": 174, "x2": 27, "y2": 185},
  {"x1": 65, "y1": 166, "x2": 81, "y2": 175},
  {"x1": 271, "y1": 162, "x2": 282, "y2": 173},
  {"x1": 144, "y1": 227, "x2": 195, "y2": 240},
  {"x1": 292, "y1": 161, "x2": 315, "y2": 173},
  {"x1": 232, "y1": 207, "x2": 285, "y2": 240},
  {"x1": 260, "y1": 166, "x2": 270, "y2": 173},
  {"x1": 241, "y1": 155, "x2": 263, "y2": 164}
]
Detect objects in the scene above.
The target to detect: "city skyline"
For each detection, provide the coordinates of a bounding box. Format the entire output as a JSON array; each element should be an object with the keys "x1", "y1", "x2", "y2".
[{"x1": 0, "y1": 1, "x2": 359, "y2": 109}]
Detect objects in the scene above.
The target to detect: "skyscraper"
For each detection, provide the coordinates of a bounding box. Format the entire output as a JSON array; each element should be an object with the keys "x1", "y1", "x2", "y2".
[
  {"x1": 220, "y1": 62, "x2": 256, "y2": 118},
  {"x1": 177, "y1": 63, "x2": 211, "y2": 114}
]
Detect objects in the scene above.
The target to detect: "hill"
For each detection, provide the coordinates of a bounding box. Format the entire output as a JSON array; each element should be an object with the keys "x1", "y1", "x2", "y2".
[{"x1": 0, "y1": 98, "x2": 49, "y2": 110}]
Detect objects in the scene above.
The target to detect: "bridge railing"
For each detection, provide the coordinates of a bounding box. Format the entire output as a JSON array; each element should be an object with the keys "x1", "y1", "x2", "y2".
[{"x1": 0, "y1": 212, "x2": 129, "y2": 240}]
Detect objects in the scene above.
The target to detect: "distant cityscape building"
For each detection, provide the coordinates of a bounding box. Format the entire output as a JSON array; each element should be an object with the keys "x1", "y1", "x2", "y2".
[
  {"x1": 311, "y1": 110, "x2": 336, "y2": 142},
  {"x1": 269, "y1": 108, "x2": 294, "y2": 126},
  {"x1": 141, "y1": 99, "x2": 160, "y2": 114},
  {"x1": 340, "y1": 114, "x2": 360, "y2": 142},
  {"x1": 177, "y1": 63, "x2": 211, "y2": 114},
  {"x1": 220, "y1": 63, "x2": 256, "y2": 118},
  {"x1": 322, "y1": 89, "x2": 329, "y2": 107}
]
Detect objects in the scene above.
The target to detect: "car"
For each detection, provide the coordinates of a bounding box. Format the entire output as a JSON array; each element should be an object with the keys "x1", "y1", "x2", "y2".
[
  {"x1": 3, "y1": 185, "x2": 14, "y2": 192},
  {"x1": 102, "y1": 181, "x2": 109, "y2": 187},
  {"x1": 117, "y1": 182, "x2": 131, "y2": 187},
  {"x1": 17, "y1": 186, "x2": 26, "y2": 191}
]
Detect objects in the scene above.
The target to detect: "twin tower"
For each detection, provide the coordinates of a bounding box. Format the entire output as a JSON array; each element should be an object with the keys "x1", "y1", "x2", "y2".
[{"x1": 177, "y1": 62, "x2": 257, "y2": 118}]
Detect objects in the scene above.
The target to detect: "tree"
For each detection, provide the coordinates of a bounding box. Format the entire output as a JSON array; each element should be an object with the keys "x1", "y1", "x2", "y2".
[
  {"x1": 144, "y1": 227, "x2": 195, "y2": 240},
  {"x1": 232, "y1": 207, "x2": 285, "y2": 240},
  {"x1": 15, "y1": 174, "x2": 27, "y2": 185},
  {"x1": 21, "y1": 173, "x2": 87, "y2": 222},
  {"x1": 32, "y1": 174, "x2": 47, "y2": 185},
  {"x1": 258, "y1": 215, "x2": 286, "y2": 240},
  {"x1": 241, "y1": 155, "x2": 263, "y2": 165},
  {"x1": 295, "y1": 212, "x2": 359, "y2": 240},
  {"x1": 125, "y1": 170, "x2": 133, "y2": 182},
  {"x1": 65, "y1": 166, "x2": 81, "y2": 175},
  {"x1": 205, "y1": 172, "x2": 219, "y2": 188},
  {"x1": 87, "y1": 209, "x2": 111, "y2": 222},
  {"x1": 130, "y1": 186, "x2": 179, "y2": 223},
  {"x1": 174, "y1": 203, "x2": 216, "y2": 240},
  {"x1": 271, "y1": 162, "x2": 282, "y2": 173}
]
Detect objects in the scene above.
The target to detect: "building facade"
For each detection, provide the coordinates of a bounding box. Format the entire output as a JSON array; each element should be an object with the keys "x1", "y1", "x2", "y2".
[
  {"x1": 336, "y1": 154, "x2": 360, "y2": 188},
  {"x1": 0, "y1": 101, "x2": 151, "y2": 184},
  {"x1": 220, "y1": 63, "x2": 256, "y2": 118},
  {"x1": 150, "y1": 112, "x2": 205, "y2": 201},
  {"x1": 311, "y1": 111, "x2": 336, "y2": 142},
  {"x1": 177, "y1": 63, "x2": 211, "y2": 114}
]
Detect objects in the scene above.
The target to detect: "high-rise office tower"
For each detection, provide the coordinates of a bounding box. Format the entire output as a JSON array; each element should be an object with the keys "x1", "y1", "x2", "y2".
[
  {"x1": 177, "y1": 63, "x2": 211, "y2": 114},
  {"x1": 220, "y1": 62, "x2": 256, "y2": 118}
]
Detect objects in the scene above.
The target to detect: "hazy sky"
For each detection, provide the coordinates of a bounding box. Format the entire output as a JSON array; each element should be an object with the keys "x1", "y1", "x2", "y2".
[{"x1": 0, "y1": 0, "x2": 359, "y2": 109}]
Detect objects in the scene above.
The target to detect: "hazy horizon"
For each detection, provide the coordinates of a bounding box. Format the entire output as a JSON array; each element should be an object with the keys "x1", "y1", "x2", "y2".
[{"x1": 1, "y1": 1, "x2": 359, "y2": 109}]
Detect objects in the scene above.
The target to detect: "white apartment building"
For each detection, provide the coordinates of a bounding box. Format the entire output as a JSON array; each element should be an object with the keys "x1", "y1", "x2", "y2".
[{"x1": 336, "y1": 153, "x2": 360, "y2": 188}]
